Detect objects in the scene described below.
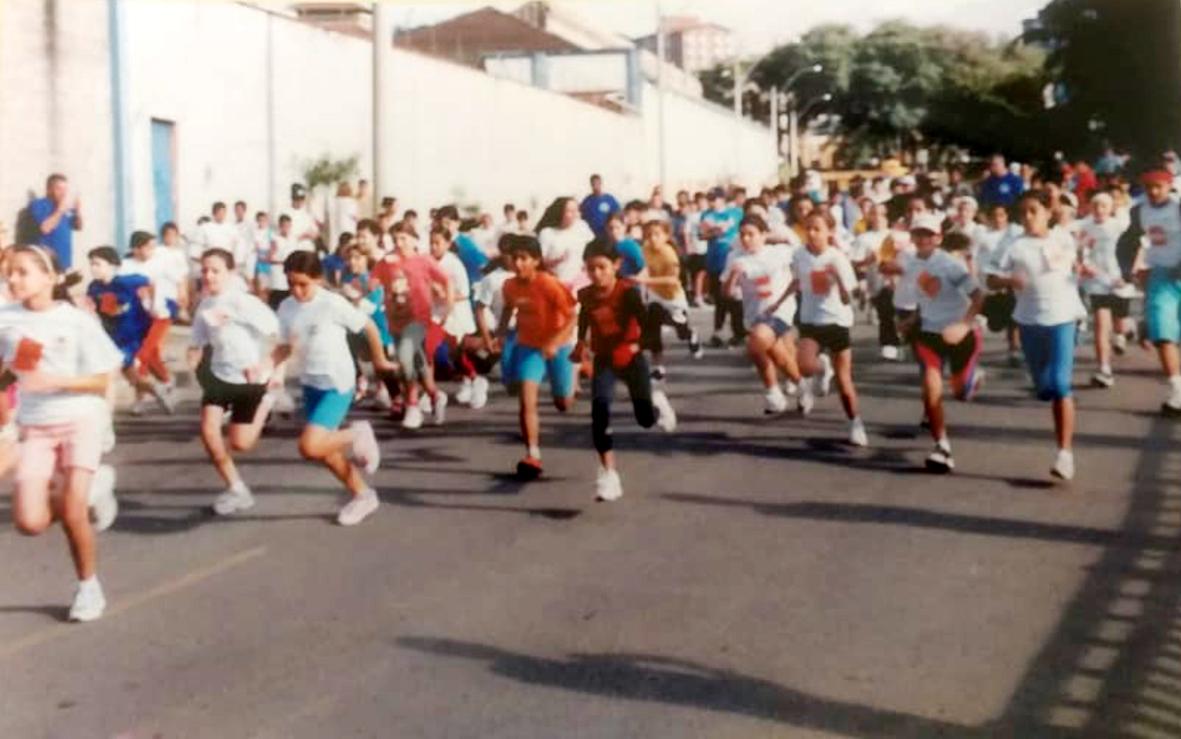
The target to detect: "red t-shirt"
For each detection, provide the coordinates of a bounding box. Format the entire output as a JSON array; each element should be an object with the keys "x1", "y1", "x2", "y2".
[
  {"x1": 371, "y1": 254, "x2": 449, "y2": 333},
  {"x1": 577, "y1": 279, "x2": 645, "y2": 369}
]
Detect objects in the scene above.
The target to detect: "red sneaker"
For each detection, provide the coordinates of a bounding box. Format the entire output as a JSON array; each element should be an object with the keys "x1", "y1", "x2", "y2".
[{"x1": 516, "y1": 456, "x2": 543, "y2": 481}]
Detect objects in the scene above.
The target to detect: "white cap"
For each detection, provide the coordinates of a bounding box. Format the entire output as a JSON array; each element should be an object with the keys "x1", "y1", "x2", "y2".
[{"x1": 909, "y1": 213, "x2": 943, "y2": 235}]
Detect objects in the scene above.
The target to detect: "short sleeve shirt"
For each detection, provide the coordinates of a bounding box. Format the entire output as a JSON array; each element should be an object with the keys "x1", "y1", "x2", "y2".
[
  {"x1": 792, "y1": 247, "x2": 857, "y2": 327},
  {"x1": 29, "y1": 198, "x2": 76, "y2": 269},
  {"x1": 502, "y1": 272, "x2": 576, "y2": 349},
  {"x1": 997, "y1": 235, "x2": 1087, "y2": 326},
  {"x1": 909, "y1": 250, "x2": 978, "y2": 332},
  {"x1": 277, "y1": 289, "x2": 369, "y2": 391},
  {"x1": 192, "y1": 289, "x2": 280, "y2": 384}
]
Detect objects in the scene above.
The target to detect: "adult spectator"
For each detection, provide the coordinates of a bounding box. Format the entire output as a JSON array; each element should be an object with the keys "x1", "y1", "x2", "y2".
[
  {"x1": 580, "y1": 174, "x2": 620, "y2": 237},
  {"x1": 945, "y1": 166, "x2": 975, "y2": 200},
  {"x1": 356, "y1": 179, "x2": 374, "y2": 219},
  {"x1": 331, "y1": 181, "x2": 358, "y2": 249},
  {"x1": 29, "y1": 173, "x2": 82, "y2": 269},
  {"x1": 281, "y1": 183, "x2": 320, "y2": 253},
  {"x1": 979, "y1": 154, "x2": 1026, "y2": 209}
]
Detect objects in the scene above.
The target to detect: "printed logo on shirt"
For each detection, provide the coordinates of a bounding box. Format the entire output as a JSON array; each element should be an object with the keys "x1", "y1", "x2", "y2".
[
  {"x1": 13, "y1": 337, "x2": 43, "y2": 372},
  {"x1": 598, "y1": 202, "x2": 611, "y2": 213},
  {"x1": 99, "y1": 293, "x2": 121, "y2": 316},
  {"x1": 917, "y1": 271, "x2": 941, "y2": 298},
  {"x1": 753, "y1": 274, "x2": 773, "y2": 300},
  {"x1": 809, "y1": 270, "x2": 831, "y2": 294},
  {"x1": 1149, "y1": 226, "x2": 1169, "y2": 247}
]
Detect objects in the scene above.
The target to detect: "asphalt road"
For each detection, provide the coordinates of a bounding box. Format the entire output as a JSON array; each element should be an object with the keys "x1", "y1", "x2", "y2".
[{"x1": 2, "y1": 317, "x2": 1179, "y2": 739}]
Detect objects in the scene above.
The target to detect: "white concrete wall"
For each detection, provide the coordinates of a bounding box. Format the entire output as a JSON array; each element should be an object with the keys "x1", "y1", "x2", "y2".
[{"x1": 1, "y1": 0, "x2": 775, "y2": 256}]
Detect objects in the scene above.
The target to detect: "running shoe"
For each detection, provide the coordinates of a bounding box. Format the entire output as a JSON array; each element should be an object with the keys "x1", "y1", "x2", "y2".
[
  {"x1": 764, "y1": 386, "x2": 788, "y2": 415},
  {"x1": 470, "y1": 376, "x2": 490, "y2": 410},
  {"x1": 456, "y1": 378, "x2": 474, "y2": 405},
  {"x1": 88, "y1": 465, "x2": 118, "y2": 532},
  {"x1": 925, "y1": 442, "x2": 954, "y2": 473},
  {"x1": 69, "y1": 579, "x2": 106, "y2": 623},
  {"x1": 337, "y1": 489, "x2": 380, "y2": 526},
  {"x1": 849, "y1": 417, "x2": 869, "y2": 447},
  {"x1": 1050, "y1": 449, "x2": 1075, "y2": 481},
  {"x1": 516, "y1": 456, "x2": 543, "y2": 481},
  {"x1": 402, "y1": 404, "x2": 424, "y2": 430},
  {"x1": 595, "y1": 467, "x2": 623, "y2": 502},
  {"x1": 1112, "y1": 333, "x2": 1128, "y2": 355},
  {"x1": 650, "y1": 366, "x2": 668, "y2": 383},
  {"x1": 689, "y1": 333, "x2": 704, "y2": 359},
  {"x1": 212, "y1": 487, "x2": 255, "y2": 516},
  {"x1": 798, "y1": 380, "x2": 815, "y2": 416},
  {"x1": 432, "y1": 393, "x2": 448, "y2": 426},
  {"x1": 653, "y1": 390, "x2": 677, "y2": 432},
  {"x1": 350, "y1": 420, "x2": 381, "y2": 474},
  {"x1": 880, "y1": 345, "x2": 899, "y2": 361},
  {"x1": 707, "y1": 335, "x2": 726, "y2": 349},
  {"x1": 1091, "y1": 370, "x2": 1114, "y2": 389},
  {"x1": 962, "y1": 369, "x2": 986, "y2": 401}
]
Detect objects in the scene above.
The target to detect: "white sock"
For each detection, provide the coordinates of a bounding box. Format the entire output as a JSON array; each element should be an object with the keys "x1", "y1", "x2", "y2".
[
  {"x1": 1170, "y1": 375, "x2": 1181, "y2": 391},
  {"x1": 79, "y1": 575, "x2": 98, "y2": 587},
  {"x1": 1100, "y1": 364, "x2": 1112, "y2": 375},
  {"x1": 527, "y1": 445, "x2": 541, "y2": 459},
  {"x1": 937, "y1": 435, "x2": 950, "y2": 450},
  {"x1": 230, "y1": 479, "x2": 249, "y2": 494}
]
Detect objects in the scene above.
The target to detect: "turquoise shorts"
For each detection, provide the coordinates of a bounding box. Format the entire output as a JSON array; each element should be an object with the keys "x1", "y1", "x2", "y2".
[
  {"x1": 507, "y1": 342, "x2": 576, "y2": 399},
  {"x1": 302, "y1": 386, "x2": 353, "y2": 430},
  {"x1": 1146, "y1": 269, "x2": 1181, "y2": 344}
]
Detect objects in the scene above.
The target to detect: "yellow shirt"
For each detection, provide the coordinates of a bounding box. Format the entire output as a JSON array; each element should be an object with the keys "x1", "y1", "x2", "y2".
[{"x1": 642, "y1": 241, "x2": 684, "y2": 301}]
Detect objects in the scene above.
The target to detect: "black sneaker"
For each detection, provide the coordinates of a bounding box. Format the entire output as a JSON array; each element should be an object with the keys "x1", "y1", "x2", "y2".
[
  {"x1": 707, "y1": 335, "x2": 726, "y2": 349},
  {"x1": 925, "y1": 444, "x2": 954, "y2": 473},
  {"x1": 689, "y1": 334, "x2": 704, "y2": 359},
  {"x1": 650, "y1": 366, "x2": 668, "y2": 383}
]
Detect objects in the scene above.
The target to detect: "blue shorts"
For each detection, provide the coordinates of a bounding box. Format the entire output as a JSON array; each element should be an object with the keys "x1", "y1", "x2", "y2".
[
  {"x1": 116, "y1": 341, "x2": 142, "y2": 370},
  {"x1": 1146, "y1": 269, "x2": 1181, "y2": 344},
  {"x1": 752, "y1": 315, "x2": 791, "y2": 338},
  {"x1": 499, "y1": 331, "x2": 519, "y2": 388},
  {"x1": 507, "y1": 342, "x2": 576, "y2": 399},
  {"x1": 302, "y1": 386, "x2": 353, "y2": 430},
  {"x1": 1018, "y1": 322, "x2": 1076, "y2": 401}
]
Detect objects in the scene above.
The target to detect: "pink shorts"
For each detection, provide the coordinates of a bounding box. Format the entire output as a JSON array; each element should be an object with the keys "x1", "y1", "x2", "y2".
[{"x1": 17, "y1": 422, "x2": 102, "y2": 484}]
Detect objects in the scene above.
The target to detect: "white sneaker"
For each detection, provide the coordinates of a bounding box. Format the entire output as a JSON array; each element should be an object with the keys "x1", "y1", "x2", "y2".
[
  {"x1": 432, "y1": 392, "x2": 448, "y2": 426},
  {"x1": 152, "y1": 381, "x2": 176, "y2": 415},
  {"x1": 470, "y1": 376, "x2": 490, "y2": 410},
  {"x1": 337, "y1": 489, "x2": 379, "y2": 526},
  {"x1": 595, "y1": 467, "x2": 623, "y2": 502},
  {"x1": 130, "y1": 397, "x2": 148, "y2": 417},
  {"x1": 784, "y1": 380, "x2": 798, "y2": 397},
  {"x1": 652, "y1": 390, "x2": 677, "y2": 432},
  {"x1": 375, "y1": 383, "x2": 393, "y2": 411},
  {"x1": 350, "y1": 420, "x2": 381, "y2": 475},
  {"x1": 818, "y1": 354, "x2": 834, "y2": 396},
  {"x1": 764, "y1": 386, "x2": 788, "y2": 415},
  {"x1": 1112, "y1": 333, "x2": 1128, "y2": 354},
  {"x1": 925, "y1": 442, "x2": 955, "y2": 473},
  {"x1": 456, "y1": 378, "x2": 474, "y2": 405},
  {"x1": 69, "y1": 578, "x2": 106, "y2": 622},
  {"x1": 402, "y1": 404, "x2": 424, "y2": 430},
  {"x1": 1051, "y1": 449, "x2": 1075, "y2": 481},
  {"x1": 88, "y1": 465, "x2": 118, "y2": 532},
  {"x1": 212, "y1": 486, "x2": 255, "y2": 516},
  {"x1": 798, "y1": 380, "x2": 815, "y2": 416},
  {"x1": 849, "y1": 417, "x2": 869, "y2": 447},
  {"x1": 1091, "y1": 370, "x2": 1114, "y2": 389},
  {"x1": 419, "y1": 394, "x2": 433, "y2": 415},
  {"x1": 880, "y1": 345, "x2": 899, "y2": 361},
  {"x1": 1163, "y1": 385, "x2": 1181, "y2": 416}
]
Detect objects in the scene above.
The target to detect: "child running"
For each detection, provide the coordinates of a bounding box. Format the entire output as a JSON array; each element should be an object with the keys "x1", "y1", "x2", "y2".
[
  {"x1": 988, "y1": 190, "x2": 1086, "y2": 480},
  {"x1": 273, "y1": 251, "x2": 391, "y2": 525},
  {"x1": 497, "y1": 234, "x2": 578, "y2": 480},
  {"x1": 189, "y1": 248, "x2": 281, "y2": 515},
  {"x1": 1, "y1": 245, "x2": 121, "y2": 621},
  {"x1": 1078, "y1": 192, "x2": 1130, "y2": 388},
  {"x1": 899, "y1": 214, "x2": 985, "y2": 473},
  {"x1": 639, "y1": 219, "x2": 702, "y2": 379},
  {"x1": 120, "y1": 230, "x2": 187, "y2": 415},
  {"x1": 723, "y1": 214, "x2": 805, "y2": 415},
  {"x1": 778, "y1": 211, "x2": 868, "y2": 446},
  {"x1": 572, "y1": 238, "x2": 676, "y2": 501}
]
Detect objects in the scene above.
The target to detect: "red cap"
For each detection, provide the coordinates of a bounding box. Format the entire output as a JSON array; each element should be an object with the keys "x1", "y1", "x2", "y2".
[{"x1": 1141, "y1": 169, "x2": 1173, "y2": 186}]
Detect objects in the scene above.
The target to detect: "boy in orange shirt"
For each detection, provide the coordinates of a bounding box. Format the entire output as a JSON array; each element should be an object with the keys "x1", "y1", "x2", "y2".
[{"x1": 496, "y1": 234, "x2": 578, "y2": 479}]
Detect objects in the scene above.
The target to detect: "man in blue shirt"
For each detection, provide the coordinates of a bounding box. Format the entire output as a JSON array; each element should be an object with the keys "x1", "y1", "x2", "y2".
[
  {"x1": 580, "y1": 174, "x2": 621, "y2": 237},
  {"x1": 978, "y1": 154, "x2": 1025, "y2": 209},
  {"x1": 29, "y1": 173, "x2": 83, "y2": 270}
]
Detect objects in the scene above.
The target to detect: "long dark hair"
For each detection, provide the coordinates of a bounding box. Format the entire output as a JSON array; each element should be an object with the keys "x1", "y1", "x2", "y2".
[{"x1": 534, "y1": 197, "x2": 575, "y2": 234}]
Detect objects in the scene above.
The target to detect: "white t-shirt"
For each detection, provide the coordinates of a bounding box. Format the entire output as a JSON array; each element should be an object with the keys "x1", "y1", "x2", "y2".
[
  {"x1": 976, "y1": 224, "x2": 1023, "y2": 283},
  {"x1": 434, "y1": 252, "x2": 476, "y2": 338},
  {"x1": 191, "y1": 289, "x2": 280, "y2": 384},
  {"x1": 473, "y1": 267, "x2": 512, "y2": 329},
  {"x1": 268, "y1": 234, "x2": 314, "y2": 292},
  {"x1": 281, "y1": 207, "x2": 319, "y2": 252},
  {"x1": 200, "y1": 220, "x2": 240, "y2": 254},
  {"x1": 792, "y1": 247, "x2": 857, "y2": 327},
  {"x1": 331, "y1": 197, "x2": 359, "y2": 248},
  {"x1": 686, "y1": 212, "x2": 708, "y2": 256},
  {"x1": 909, "y1": 249, "x2": 978, "y2": 332},
  {"x1": 725, "y1": 245, "x2": 797, "y2": 329},
  {"x1": 0, "y1": 303, "x2": 122, "y2": 426},
  {"x1": 540, "y1": 221, "x2": 595, "y2": 288},
  {"x1": 121, "y1": 249, "x2": 187, "y2": 319},
  {"x1": 1078, "y1": 217, "x2": 1125, "y2": 295},
  {"x1": 883, "y1": 231, "x2": 919, "y2": 310},
  {"x1": 278, "y1": 289, "x2": 369, "y2": 392},
  {"x1": 997, "y1": 235, "x2": 1087, "y2": 326},
  {"x1": 852, "y1": 229, "x2": 889, "y2": 294}
]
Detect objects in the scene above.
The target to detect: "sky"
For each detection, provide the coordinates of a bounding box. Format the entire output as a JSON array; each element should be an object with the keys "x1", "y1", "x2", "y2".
[{"x1": 384, "y1": 0, "x2": 1049, "y2": 53}]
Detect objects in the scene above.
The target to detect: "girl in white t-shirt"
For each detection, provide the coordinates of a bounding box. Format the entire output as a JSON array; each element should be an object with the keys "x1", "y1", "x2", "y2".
[
  {"x1": 1077, "y1": 192, "x2": 1131, "y2": 388},
  {"x1": 988, "y1": 190, "x2": 1086, "y2": 481},
  {"x1": 188, "y1": 248, "x2": 281, "y2": 517},
  {"x1": 722, "y1": 215, "x2": 803, "y2": 415},
  {"x1": 273, "y1": 252, "x2": 394, "y2": 526},
  {"x1": 2, "y1": 245, "x2": 122, "y2": 622},
  {"x1": 774, "y1": 211, "x2": 868, "y2": 447},
  {"x1": 537, "y1": 197, "x2": 596, "y2": 292}
]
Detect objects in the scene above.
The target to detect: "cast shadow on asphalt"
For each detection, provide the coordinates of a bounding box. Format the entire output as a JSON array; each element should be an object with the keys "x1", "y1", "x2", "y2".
[{"x1": 396, "y1": 637, "x2": 980, "y2": 737}]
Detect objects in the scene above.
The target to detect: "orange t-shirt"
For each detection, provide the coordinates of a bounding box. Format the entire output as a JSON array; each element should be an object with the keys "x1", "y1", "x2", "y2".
[{"x1": 502, "y1": 272, "x2": 576, "y2": 349}]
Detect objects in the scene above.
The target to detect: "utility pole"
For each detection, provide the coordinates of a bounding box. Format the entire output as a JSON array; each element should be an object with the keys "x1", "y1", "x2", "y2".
[
  {"x1": 769, "y1": 88, "x2": 780, "y2": 176},
  {"x1": 373, "y1": 3, "x2": 394, "y2": 205},
  {"x1": 656, "y1": 0, "x2": 668, "y2": 194},
  {"x1": 788, "y1": 98, "x2": 799, "y2": 179}
]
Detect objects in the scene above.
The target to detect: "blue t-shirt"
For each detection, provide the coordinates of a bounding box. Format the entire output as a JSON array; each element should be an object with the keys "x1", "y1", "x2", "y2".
[
  {"x1": 341, "y1": 270, "x2": 392, "y2": 346},
  {"x1": 616, "y1": 238, "x2": 646, "y2": 278},
  {"x1": 29, "y1": 197, "x2": 76, "y2": 269},
  {"x1": 454, "y1": 233, "x2": 489, "y2": 287},
  {"x1": 321, "y1": 252, "x2": 345, "y2": 286},
  {"x1": 701, "y1": 207, "x2": 740, "y2": 275},
  {"x1": 580, "y1": 193, "x2": 621, "y2": 236},
  {"x1": 979, "y1": 173, "x2": 1026, "y2": 208},
  {"x1": 88, "y1": 274, "x2": 151, "y2": 351}
]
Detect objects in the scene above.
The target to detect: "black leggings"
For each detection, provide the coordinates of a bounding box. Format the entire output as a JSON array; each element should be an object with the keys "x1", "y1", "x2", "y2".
[
  {"x1": 709, "y1": 274, "x2": 745, "y2": 338},
  {"x1": 644, "y1": 302, "x2": 694, "y2": 355},
  {"x1": 591, "y1": 354, "x2": 656, "y2": 454},
  {"x1": 873, "y1": 288, "x2": 899, "y2": 347}
]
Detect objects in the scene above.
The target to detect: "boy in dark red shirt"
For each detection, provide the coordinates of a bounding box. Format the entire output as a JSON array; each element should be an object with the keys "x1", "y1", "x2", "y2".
[{"x1": 572, "y1": 238, "x2": 676, "y2": 502}]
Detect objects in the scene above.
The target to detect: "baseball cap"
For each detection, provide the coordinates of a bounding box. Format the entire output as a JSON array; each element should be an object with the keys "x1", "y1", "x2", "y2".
[
  {"x1": 909, "y1": 213, "x2": 943, "y2": 235},
  {"x1": 291, "y1": 183, "x2": 307, "y2": 199}
]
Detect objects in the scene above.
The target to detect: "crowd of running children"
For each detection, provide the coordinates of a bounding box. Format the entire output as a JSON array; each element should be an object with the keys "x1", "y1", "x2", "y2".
[{"x1": 5, "y1": 149, "x2": 1181, "y2": 622}]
